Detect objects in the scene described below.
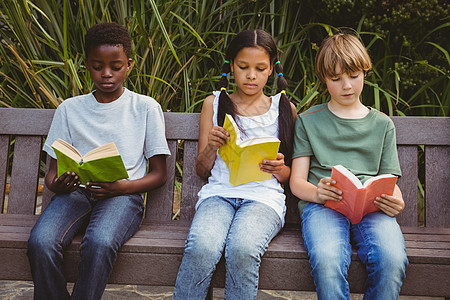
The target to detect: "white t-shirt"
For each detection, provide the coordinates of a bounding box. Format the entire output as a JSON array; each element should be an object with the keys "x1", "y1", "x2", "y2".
[
  {"x1": 197, "y1": 91, "x2": 286, "y2": 224},
  {"x1": 43, "y1": 88, "x2": 170, "y2": 181}
]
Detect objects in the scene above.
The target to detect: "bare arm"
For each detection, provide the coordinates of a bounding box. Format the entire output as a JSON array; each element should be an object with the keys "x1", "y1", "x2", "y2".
[
  {"x1": 289, "y1": 156, "x2": 342, "y2": 204},
  {"x1": 195, "y1": 95, "x2": 229, "y2": 179}
]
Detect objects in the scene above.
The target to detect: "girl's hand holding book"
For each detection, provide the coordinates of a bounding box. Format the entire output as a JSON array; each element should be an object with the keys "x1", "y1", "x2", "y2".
[
  {"x1": 260, "y1": 153, "x2": 290, "y2": 184},
  {"x1": 207, "y1": 126, "x2": 230, "y2": 151},
  {"x1": 260, "y1": 152, "x2": 285, "y2": 173}
]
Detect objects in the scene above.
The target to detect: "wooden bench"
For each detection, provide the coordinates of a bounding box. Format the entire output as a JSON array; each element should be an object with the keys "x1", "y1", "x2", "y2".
[{"x1": 0, "y1": 107, "x2": 449, "y2": 298}]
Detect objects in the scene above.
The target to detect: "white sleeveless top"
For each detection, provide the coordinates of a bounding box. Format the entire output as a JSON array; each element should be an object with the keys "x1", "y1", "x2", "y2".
[{"x1": 197, "y1": 91, "x2": 286, "y2": 224}]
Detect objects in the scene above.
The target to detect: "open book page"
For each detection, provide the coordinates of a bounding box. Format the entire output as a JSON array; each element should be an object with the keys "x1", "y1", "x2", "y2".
[
  {"x1": 83, "y1": 142, "x2": 120, "y2": 162},
  {"x1": 364, "y1": 173, "x2": 397, "y2": 187},
  {"x1": 51, "y1": 139, "x2": 82, "y2": 163},
  {"x1": 332, "y1": 164, "x2": 364, "y2": 188}
]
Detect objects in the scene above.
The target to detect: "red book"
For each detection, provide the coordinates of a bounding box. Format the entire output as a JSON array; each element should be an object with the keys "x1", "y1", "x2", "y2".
[{"x1": 324, "y1": 165, "x2": 398, "y2": 224}]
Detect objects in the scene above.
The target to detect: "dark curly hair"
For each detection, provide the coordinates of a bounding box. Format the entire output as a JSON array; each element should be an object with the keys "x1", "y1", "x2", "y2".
[{"x1": 84, "y1": 22, "x2": 132, "y2": 58}]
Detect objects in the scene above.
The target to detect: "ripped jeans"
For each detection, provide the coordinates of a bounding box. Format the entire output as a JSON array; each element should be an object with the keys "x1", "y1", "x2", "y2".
[{"x1": 172, "y1": 196, "x2": 282, "y2": 300}]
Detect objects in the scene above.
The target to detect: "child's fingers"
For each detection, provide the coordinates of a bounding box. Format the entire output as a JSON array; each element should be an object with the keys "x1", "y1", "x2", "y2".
[
  {"x1": 55, "y1": 172, "x2": 79, "y2": 192},
  {"x1": 260, "y1": 163, "x2": 282, "y2": 174},
  {"x1": 316, "y1": 178, "x2": 342, "y2": 203},
  {"x1": 318, "y1": 189, "x2": 342, "y2": 202},
  {"x1": 211, "y1": 126, "x2": 229, "y2": 140},
  {"x1": 208, "y1": 127, "x2": 229, "y2": 147},
  {"x1": 375, "y1": 200, "x2": 398, "y2": 217},
  {"x1": 318, "y1": 178, "x2": 342, "y2": 197},
  {"x1": 375, "y1": 195, "x2": 404, "y2": 216}
]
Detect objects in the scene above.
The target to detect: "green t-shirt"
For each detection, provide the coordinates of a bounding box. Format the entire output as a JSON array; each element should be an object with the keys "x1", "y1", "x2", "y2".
[{"x1": 292, "y1": 103, "x2": 402, "y2": 214}]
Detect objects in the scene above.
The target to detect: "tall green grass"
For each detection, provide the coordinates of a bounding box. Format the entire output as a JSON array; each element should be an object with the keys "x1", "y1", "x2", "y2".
[{"x1": 0, "y1": 0, "x2": 448, "y2": 116}]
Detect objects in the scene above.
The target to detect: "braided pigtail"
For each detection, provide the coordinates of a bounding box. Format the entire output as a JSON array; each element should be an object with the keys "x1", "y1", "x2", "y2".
[
  {"x1": 275, "y1": 60, "x2": 294, "y2": 166},
  {"x1": 217, "y1": 60, "x2": 238, "y2": 127}
]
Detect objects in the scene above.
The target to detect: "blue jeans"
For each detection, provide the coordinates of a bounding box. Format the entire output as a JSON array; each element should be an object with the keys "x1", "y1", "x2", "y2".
[
  {"x1": 27, "y1": 188, "x2": 144, "y2": 300},
  {"x1": 173, "y1": 196, "x2": 282, "y2": 300},
  {"x1": 301, "y1": 203, "x2": 408, "y2": 300}
]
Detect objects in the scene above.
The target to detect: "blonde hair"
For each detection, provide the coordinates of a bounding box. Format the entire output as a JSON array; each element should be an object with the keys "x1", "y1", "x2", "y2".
[{"x1": 315, "y1": 33, "x2": 372, "y2": 84}]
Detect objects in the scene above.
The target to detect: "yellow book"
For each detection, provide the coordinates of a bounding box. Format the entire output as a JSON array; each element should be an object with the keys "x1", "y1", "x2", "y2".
[
  {"x1": 218, "y1": 114, "x2": 280, "y2": 186},
  {"x1": 51, "y1": 139, "x2": 129, "y2": 185}
]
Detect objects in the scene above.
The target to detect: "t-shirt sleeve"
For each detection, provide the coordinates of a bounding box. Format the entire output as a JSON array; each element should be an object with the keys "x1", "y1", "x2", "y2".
[
  {"x1": 379, "y1": 120, "x2": 402, "y2": 177},
  {"x1": 292, "y1": 115, "x2": 313, "y2": 159},
  {"x1": 42, "y1": 105, "x2": 71, "y2": 159},
  {"x1": 144, "y1": 105, "x2": 171, "y2": 159}
]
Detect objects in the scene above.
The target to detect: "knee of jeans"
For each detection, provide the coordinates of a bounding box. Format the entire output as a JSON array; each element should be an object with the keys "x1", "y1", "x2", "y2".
[
  {"x1": 309, "y1": 247, "x2": 349, "y2": 278},
  {"x1": 184, "y1": 237, "x2": 223, "y2": 264},
  {"x1": 81, "y1": 235, "x2": 120, "y2": 257},
  {"x1": 225, "y1": 242, "x2": 261, "y2": 270},
  {"x1": 371, "y1": 247, "x2": 408, "y2": 278},
  {"x1": 27, "y1": 231, "x2": 60, "y2": 258}
]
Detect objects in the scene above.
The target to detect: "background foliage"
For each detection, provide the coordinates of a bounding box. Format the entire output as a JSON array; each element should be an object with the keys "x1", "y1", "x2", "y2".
[{"x1": 0, "y1": 0, "x2": 448, "y2": 116}]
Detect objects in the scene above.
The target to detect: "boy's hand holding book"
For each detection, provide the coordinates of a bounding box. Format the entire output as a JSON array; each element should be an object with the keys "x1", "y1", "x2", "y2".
[
  {"x1": 315, "y1": 177, "x2": 342, "y2": 204},
  {"x1": 374, "y1": 189, "x2": 405, "y2": 217},
  {"x1": 51, "y1": 171, "x2": 81, "y2": 194},
  {"x1": 323, "y1": 165, "x2": 398, "y2": 224},
  {"x1": 84, "y1": 180, "x2": 129, "y2": 200}
]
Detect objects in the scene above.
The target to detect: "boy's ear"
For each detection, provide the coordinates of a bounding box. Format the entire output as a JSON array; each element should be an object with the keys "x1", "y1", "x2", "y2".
[{"x1": 127, "y1": 58, "x2": 132, "y2": 71}]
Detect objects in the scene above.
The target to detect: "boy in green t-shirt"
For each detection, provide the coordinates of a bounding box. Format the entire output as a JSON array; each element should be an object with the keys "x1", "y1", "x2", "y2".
[{"x1": 290, "y1": 33, "x2": 408, "y2": 299}]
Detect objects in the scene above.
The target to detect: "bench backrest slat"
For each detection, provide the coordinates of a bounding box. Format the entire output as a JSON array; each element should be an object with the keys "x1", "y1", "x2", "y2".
[
  {"x1": 0, "y1": 108, "x2": 53, "y2": 135},
  {"x1": 0, "y1": 135, "x2": 10, "y2": 212},
  {"x1": 392, "y1": 117, "x2": 449, "y2": 145},
  {"x1": 144, "y1": 140, "x2": 177, "y2": 222},
  {"x1": 425, "y1": 146, "x2": 450, "y2": 227},
  {"x1": 8, "y1": 135, "x2": 42, "y2": 214},
  {"x1": 396, "y1": 146, "x2": 419, "y2": 226},
  {"x1": 180, "y1": 140, "x2": 206, "y2": 221},
  {"x1": 41, "y1": 155, "x2": 54, "y2": 210}
]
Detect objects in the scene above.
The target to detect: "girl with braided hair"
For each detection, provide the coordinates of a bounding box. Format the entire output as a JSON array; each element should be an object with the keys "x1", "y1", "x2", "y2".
[{"x1": 173, "y1": 29, "x2": 297, "y2": 300}]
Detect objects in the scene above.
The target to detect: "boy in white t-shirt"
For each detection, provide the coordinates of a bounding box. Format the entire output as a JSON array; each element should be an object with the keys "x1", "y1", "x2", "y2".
[{"x1": 27, "y1": 22, "x2": 170, "y2": 300}]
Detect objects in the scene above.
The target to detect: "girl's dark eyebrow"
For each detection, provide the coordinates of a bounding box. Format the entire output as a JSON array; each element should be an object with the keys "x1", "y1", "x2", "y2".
[{"x1": 235, "y1": 60, "x2": 269, "y2": 66}]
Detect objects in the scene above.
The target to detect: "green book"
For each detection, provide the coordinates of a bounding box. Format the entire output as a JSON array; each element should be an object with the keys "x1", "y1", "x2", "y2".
[{"x1": 51, "y1": 139, "x2": 129, "y2": 184}]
